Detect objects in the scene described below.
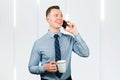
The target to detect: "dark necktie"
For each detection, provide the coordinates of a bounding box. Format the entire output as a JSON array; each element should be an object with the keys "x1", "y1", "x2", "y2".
[{"x1": 54, "y1": 34, "x2": 62, "y2": 78}]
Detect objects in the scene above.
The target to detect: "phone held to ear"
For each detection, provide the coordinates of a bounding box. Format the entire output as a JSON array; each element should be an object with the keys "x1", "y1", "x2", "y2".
[{"x1": 62, "y1": 20, "x2": 68, "y2": 29}]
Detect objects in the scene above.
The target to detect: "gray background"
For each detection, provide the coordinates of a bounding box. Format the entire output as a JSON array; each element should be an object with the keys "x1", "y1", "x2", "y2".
[{"x1": 0, "y1": 0, "x2": 120, "y2": 80}]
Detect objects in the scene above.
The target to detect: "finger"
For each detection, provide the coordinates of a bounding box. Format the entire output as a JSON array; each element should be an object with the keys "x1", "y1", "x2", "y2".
[
  {"x1": 50, "y1": 69, "x2": 57, "y2": 72},
  {"x1": 66, "y1": 20, "x2": 70, "y2": 23},
  {"x1": 50, "y1": 64, "x2": 56, "y2": 68},
  {"x1": 66, "y1": 27, "x2": 72, "y2": 32},
  {"x1": 50, "y1": 61, "x2": 56, "y2": 65},
  {"x1": 50, "y1": 67, "x2": 57, "y2": 70},
  {"x1": 71, "y1": 24, "x2": 74, "y2": 28},
  {"x1": 51, "y1": 66, "x2": 57, "y2": 70},
  {"x1": 68, "y1": 23, "x2": 73, "y2": 29},
  {"x1": 49, "y1": 67, "x2": 57, "y2": 71},
  {"x1": 66, "y1": 21, "x2": 72, "y2": 25}
]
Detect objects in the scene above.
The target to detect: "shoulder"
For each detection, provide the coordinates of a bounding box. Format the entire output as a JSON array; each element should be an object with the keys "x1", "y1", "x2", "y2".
[{"x1": 34, "y1": 33, "x2": 48, "y2": 44}]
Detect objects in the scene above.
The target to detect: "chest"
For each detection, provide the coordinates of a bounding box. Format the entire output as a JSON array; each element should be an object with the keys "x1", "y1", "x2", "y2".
[{"x1": 38, "y1": 38, "x2": 73, "y2": 61}]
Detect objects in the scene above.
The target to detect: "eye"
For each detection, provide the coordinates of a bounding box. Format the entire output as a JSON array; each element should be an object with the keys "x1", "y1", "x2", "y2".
[
  {"x1": 53, "y1": 14, "x2": 63, "y2": 18},
  {"x1": 61, "y1": 14, "x2": 63, "y2": 18},
  {"x1": 55, "y1": 14, "x2": 58, "y2": 17}
]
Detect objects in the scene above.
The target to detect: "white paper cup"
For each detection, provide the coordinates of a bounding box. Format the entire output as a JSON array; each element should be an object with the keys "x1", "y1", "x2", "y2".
[{"x1": 57, "y1": 60, "x2": 66, "y2": 73}]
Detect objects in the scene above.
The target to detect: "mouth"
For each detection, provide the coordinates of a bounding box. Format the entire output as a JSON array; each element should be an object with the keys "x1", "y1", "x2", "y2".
[
  {"x1": 56, "y1": 20, "x2": 63, "y2": 25},
  {"x1": 57, "y1": 22, "x2": 62, "y2": 25}
]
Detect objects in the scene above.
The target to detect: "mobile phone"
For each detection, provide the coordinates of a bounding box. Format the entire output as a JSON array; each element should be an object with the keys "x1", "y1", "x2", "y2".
[{"x1": 62, "y1": 20, "x2": 68, "y2": 29}]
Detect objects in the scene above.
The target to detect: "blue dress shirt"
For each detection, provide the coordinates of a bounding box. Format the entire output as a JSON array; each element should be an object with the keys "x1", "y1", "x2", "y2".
[{"x1": 28, "y1": 31, "x2": 89, "y2": 80}]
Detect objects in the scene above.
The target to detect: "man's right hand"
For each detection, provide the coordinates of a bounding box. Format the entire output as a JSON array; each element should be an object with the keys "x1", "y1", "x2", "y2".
[{"x1": 44, "y1": 61, "x2": 57, "y2": 73}]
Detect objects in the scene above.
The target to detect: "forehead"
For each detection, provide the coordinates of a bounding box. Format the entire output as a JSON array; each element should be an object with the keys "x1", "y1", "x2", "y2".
[{"x1": 49, "y1": 9, "x2": 62, "y2": 15}]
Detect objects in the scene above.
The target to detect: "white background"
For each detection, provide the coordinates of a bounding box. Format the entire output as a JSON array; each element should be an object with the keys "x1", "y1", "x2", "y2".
[{"x1": 0, "y1": 0, "x2": 120, "y2": 80}]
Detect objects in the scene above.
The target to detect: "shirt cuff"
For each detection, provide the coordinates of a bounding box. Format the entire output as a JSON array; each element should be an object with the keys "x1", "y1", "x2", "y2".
[{"x1": 39, "y1": 64, "x2": 45, "y2": 74}]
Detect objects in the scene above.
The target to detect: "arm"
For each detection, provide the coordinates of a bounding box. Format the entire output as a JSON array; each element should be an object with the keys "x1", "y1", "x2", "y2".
[
  {"x1": 72, "y1": 34, "x2": 89, "y2": 57},
  {"x1": 28, "y1": 42, "x2": 57, "y2": 74},
  {"x1": 28, "y1": 42, "x2": 45, "y2": 74},
  {"x1": 65, "y1": 21, "x2": 89, "y2": 57}
]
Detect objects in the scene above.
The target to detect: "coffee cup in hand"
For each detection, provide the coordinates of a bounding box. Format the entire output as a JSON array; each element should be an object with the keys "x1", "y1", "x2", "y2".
[{"x1": 56, "y1": 60, "x2": 66, "y2": 73}]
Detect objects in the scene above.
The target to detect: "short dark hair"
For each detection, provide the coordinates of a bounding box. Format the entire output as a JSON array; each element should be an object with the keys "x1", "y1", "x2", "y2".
[{"x1": 46, "y1": 5, "x2": 60, "y2": 17}]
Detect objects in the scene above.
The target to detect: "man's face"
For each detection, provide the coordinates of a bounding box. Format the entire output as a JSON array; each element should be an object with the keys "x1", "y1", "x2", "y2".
[{"x1": 46, "y1": 9, "x2": 63, "y2": 29}]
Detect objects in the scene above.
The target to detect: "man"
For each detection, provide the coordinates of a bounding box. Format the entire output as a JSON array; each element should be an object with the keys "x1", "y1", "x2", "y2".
[{"x1": 28, "y1": 5, "x2": 89, "y2": 80}]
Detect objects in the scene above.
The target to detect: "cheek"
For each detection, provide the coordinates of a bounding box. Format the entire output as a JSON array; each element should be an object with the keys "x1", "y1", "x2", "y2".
[
  {"x1": 47, "y1": 19, "x2": 53, "y2": 24},
  {"x1": 46, "y1": 17, "x2": 53, "y2": 22}
]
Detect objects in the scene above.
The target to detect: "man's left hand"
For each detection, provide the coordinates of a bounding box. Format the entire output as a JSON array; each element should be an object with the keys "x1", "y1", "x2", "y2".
[{"x1": 64, "y1": 21, "x2": 79, "y2": 35}]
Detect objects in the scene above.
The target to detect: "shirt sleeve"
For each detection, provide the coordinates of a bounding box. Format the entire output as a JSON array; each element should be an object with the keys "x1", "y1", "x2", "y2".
[
  {"x1": 28, "y1": 41, "x2": 45, "y2": 74},
  {"x1": 72, "y1": 33, "x2": 89, "y2": 57}
]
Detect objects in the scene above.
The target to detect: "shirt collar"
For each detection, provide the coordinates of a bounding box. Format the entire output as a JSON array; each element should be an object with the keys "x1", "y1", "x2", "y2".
[{"x1": 47, "y1": 30, "x2": 62, "y2": 38}]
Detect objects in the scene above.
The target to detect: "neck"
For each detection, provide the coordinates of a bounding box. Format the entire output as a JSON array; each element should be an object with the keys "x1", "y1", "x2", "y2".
[{"x1": 49, "y1": 27, "x2": 60, "y2": 34}]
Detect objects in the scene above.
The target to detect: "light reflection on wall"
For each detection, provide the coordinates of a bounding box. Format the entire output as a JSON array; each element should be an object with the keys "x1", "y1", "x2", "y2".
[
  {"x1": 13, "y1": 0, "x2": 16, "y2": 80},
  {"x1": 100, "y1": 0, "x2": 105, "y2": 22}
]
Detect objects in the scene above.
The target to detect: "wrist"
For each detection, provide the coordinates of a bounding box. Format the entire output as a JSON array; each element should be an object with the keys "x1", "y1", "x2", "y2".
[
  {"x1": 73, "y1": 31, "x2": 79, "y2": 35},
  {"x1": 44, "y1": 64, "x2": 48, "y2": 72}
]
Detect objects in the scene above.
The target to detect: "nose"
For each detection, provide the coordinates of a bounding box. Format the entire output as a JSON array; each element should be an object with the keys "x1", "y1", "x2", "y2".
[
  {"x1": 57, "y1": 15, "x2": 63, "y2": 20},
  {"x1": 58, "y1": 17, "x2": 63, "y2": 20}
]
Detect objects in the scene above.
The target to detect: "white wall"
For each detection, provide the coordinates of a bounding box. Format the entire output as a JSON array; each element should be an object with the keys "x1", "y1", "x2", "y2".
[
  {"x1": 66, "y1": 0, "x2": 100, "y2": 80},
  {"x1": 0, "y1": 0, "x2": 120, "y2": 80},
  {"x1": 15, "y1": 0, "x2": 39, "y2": 79},
  {"x1": 0, "y1": 0, "x2": 14, "y2": 80},
  {"x1": 101, "y1": 0, "x2": 120, "y2": 80}
]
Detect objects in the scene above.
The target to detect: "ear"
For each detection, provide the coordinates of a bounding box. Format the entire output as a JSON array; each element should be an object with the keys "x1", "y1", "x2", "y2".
[{"x1": 46, "y1": 16, "x2": 49, "y2": 22}]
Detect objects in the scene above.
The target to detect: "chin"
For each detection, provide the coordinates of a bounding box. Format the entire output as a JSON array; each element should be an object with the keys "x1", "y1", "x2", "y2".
[
  {"x1": 56, "y1": 25, "x2": 61, "y2": 28},
  {"x1": 58, "y1": 26, "x2": 62, "y2": 28},
  {"x1": 55, "y1": 26, "x2": 61, "y2": 29}
]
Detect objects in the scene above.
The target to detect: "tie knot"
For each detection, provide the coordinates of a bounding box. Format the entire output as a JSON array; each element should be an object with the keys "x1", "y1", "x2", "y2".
[{"x1": 54, "y1": 34, "x2": 59, "y2": 39}]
